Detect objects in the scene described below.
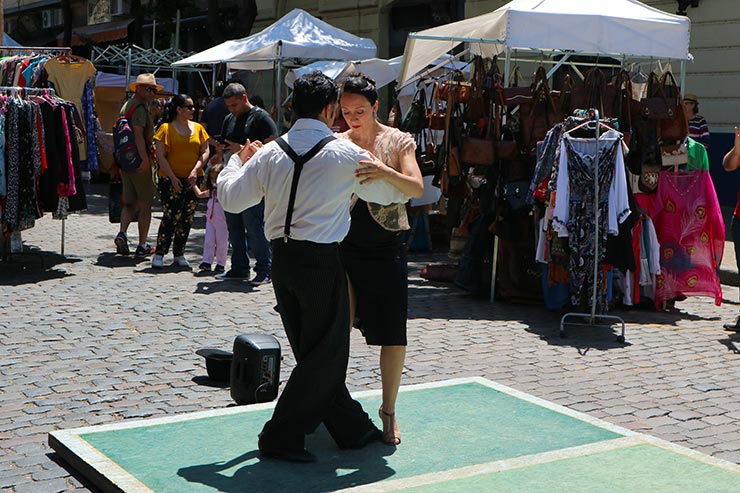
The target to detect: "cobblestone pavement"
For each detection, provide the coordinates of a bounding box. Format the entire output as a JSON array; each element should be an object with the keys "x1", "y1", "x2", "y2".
[{"x1": 2, "y1": 183, "x2": 740, "y2": 492}]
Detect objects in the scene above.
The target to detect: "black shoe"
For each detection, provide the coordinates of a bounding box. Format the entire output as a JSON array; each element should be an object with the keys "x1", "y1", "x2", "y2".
[
  {"x1": 214, "y1": 265, "x2": 225, "y2": 274},
  {"x1": 198, "y1": 262, "x2": 212, "y2": 272},
  {"x1": 258, "y1": 440, "x2": 317, "y2": 463},
  {"x1": 337, "y1": 426, "x2": 382, "y2": 450},
  {"x1": 723, "y1": 320, "x2": 740, "y2": 332}
]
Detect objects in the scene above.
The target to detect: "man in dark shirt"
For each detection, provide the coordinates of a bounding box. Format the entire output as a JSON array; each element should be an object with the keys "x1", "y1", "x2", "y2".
[
  {"x1": 200, "y1": 81, "x2": 229, "y2": 136},
  {"x1": 216, "y1": 82, "x2": 278, "y2": 285}
]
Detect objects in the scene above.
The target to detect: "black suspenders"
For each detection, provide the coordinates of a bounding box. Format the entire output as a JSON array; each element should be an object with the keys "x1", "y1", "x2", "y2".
[{"x1": 274, "y1": 135, "x2": 336, "y2": 242}]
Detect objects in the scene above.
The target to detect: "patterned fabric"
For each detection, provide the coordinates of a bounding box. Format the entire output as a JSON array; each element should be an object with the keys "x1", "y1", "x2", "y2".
[
  {"x1": 687, "y1": 114, "x2": 709, "y2": 148},
  {"x1": 650, "y1": 170, "x2": 724, "y2": 308},
  {"x1": 561, "y1": 135, "x2": 621, "y2": 311},
  {"x1": 81, "y1": 80, "x2": 98, "y2": 171},
  {"x1": 0, "y1": 114, "x2": 6, "y2": 197},
  {"x1": 527, "y1": 123, "x2": 563, "y2": 204},
  {"x1": 339, "y1": 126, "x2": 415, "y2": 231},
  {"x1": 156, "y1": 177, "x2": 200, "y2": 257}
]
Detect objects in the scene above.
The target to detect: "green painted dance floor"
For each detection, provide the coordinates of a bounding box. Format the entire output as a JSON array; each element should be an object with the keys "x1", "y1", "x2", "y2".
[{"x1": 49, "y1": 378, "x2": 740, "y2": 492}]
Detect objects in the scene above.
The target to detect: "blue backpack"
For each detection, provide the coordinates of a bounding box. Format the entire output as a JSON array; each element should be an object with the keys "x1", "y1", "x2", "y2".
[{"x1": 113, "y1": 103, "x2": 145, "y2": 172}]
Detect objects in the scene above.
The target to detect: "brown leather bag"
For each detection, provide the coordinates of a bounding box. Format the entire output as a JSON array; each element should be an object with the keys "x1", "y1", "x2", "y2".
[
  {"x1": 438, "y1": 69, "x2": 472, "y2": 104},
  {"x1": 519, "y1": 67, "x2": 563, "y2": 149},
  {"x1": 658, "y1": 71, "x2": 687, "y2": 141},
  {"x1": 503, "y1": 66, "x2": 532, "y2": 106},
  {"x1": 427, "y1": 82, "x2": 446, "y2": 131}
]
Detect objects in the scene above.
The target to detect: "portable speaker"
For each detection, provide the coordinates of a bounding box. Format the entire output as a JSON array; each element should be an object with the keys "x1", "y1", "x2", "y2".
[{"x1": 230, "y1": 334, "x2": 281, "y2": 405}]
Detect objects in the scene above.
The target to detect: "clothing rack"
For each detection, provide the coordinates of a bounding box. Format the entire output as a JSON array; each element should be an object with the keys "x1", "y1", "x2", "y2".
[
  {"x1": 559, "y1": 110, "x2": 626, "y2": 343},
  {"x1": 0, "y1": 85, "x2": 67, "y2": 260}
]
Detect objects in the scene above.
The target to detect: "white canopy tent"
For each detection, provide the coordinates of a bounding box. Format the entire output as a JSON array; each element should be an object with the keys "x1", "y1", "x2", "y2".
[
  {"x1": 173, "y1": 8, "x2": 376, "y2": 128},
  {"x1": 173, "y1": 8, "x2": 375, "y2": 70},
  {"x1": 284, "y1": 56, "x2": 402, "y2": 89},
  {"x1": 398, "y1": 0, "x2": 691, "y2": 86}
]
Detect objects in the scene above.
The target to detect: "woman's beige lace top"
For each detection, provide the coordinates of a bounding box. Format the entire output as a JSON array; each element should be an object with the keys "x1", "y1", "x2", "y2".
[{"x1": 339, "y1": 126, "x2": 416, "y2": 231}]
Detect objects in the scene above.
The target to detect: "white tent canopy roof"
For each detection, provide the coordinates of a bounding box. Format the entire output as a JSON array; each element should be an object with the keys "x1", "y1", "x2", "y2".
[
  {"x1": 284, "y1": 57, "x2": 403, "y2": 89},
  {"x1": 173, "y1": 9, "x2": 376, "y2": 70},
  {"x1": 398, "y1": 0, "x2": 691, "y2": 85}
]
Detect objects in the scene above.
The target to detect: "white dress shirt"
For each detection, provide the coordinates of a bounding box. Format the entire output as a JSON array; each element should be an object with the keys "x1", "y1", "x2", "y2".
[{"x1": 217, "y1": 118, "x2": 406, "y2": 244}]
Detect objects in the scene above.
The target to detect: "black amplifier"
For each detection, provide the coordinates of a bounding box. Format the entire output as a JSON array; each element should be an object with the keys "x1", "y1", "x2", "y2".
[{"x1": 230, "y1": 334, "x2": 281, "y2": 405}]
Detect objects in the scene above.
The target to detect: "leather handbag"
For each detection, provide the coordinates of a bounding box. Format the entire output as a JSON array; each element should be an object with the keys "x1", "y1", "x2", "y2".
[
  {"x1": 640, "y1": 72, "x2": 675, "y2": 120},
  {"x1": 657, "y1": 71, "x2": 687, "y2": 141},
  {"x1": 503, "y1": 66, "x2": 532, "y2": 106},
  {"x1": 427, "y1": 82, "x2": 447, "y2": 131},
  {"x1": 520, "y1": 67, "x2": 563, "y2": 148},
  {"x1": 400, "y1": 86, "x2": 427, "y2": 134},
  {"x1": 639, "y1": 162, "x2": 660, "y2": 193},
  {"x1": 461, "y1": 97, "x2": 495, "y2": 167},
  {"x1": 415, "y1": 127, "x2": 441, "y2": 176},
  {"x1": 438, "y1": 69, "x2": 472, "y2": 104}
]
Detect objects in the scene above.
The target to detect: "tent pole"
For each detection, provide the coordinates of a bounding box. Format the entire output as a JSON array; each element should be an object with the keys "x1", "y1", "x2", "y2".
[
  {"x1": 275, "y1": 42, "x2": 283, "y2": 132},
  {"x1": 126, "y1": 45, "x2": 132, "y2": 96},
  {"x1": 492, "y1": 47, "x2": 512, "y2": 303},
  {"x1": 680, "y1": 59, "x2": 686, "y2": 97}
]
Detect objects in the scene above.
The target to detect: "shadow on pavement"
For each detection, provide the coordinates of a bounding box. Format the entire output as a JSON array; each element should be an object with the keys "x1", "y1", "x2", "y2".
[
  {"x1": 0, "y1": 250, "x2": 81, "y2": 285},
  {"x1": 719, "y1": 334, "x2": 740, "y2": 354},
  {"x1": 95, "y1": 252, "x2": 150, "y2": 268},
  {"x1": 192, "y1": 375, "x2": 231, "y2": 389},
  {"x1": 194, "y1": 280, "x2": 254, "y2": 295}
]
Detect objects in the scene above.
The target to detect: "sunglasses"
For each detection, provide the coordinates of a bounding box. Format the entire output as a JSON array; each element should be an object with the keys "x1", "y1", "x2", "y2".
[
  {"x1": 182, "y1": 104, "x2": 196, "y2": 110},
  {"x1": 144, "y1": 86, "x2": 157, "y2": 93}
]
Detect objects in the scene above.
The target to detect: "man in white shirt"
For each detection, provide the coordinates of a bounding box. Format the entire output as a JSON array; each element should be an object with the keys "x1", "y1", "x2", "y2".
[{"x1": 218, "y1": 72, "x2": 405, "y2": 462}]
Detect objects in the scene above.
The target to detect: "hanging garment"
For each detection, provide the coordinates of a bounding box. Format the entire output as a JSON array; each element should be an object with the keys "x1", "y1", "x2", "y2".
[
  {"x1": 649, "y1": 170, "x2": 723, "y2": 308},
  {"x1": 552, "y1": 129, "x2": 630, "y2": 311}
]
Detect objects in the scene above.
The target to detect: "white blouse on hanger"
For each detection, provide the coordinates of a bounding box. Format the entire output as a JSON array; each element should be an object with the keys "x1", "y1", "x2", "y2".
[{"x1": 552, "y1": 129, "x2": 630, "y2": 238}]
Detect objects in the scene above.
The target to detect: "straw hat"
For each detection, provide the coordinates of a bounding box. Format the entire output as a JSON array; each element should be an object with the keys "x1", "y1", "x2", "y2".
[
  {"x1": 128, "y1": 73, "x2": 164, "y2": 93},
  {"x1": 683, "y1": 92, "x2": 699, "y2": 103}
]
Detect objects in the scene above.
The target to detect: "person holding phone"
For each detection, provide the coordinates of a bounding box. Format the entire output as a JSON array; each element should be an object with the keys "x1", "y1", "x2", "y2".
[{"x1": 214, "y1": 82, "x2": 278, "y2": 284}]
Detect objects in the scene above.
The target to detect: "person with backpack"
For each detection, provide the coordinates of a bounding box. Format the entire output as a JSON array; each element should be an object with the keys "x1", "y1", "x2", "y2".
[{"x1": 113, "y1": 73, "x2": 161, "y2": 256}]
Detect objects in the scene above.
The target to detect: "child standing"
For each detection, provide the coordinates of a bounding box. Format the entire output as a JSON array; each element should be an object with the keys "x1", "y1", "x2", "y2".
[{"x1": 192, "y1": 163, "x2": 227, "y2": 273}]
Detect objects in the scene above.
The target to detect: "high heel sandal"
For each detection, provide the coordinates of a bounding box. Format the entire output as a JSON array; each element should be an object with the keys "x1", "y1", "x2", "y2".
[{"x1": 379, "y1": 406, "x2": 401, "y2": 445}]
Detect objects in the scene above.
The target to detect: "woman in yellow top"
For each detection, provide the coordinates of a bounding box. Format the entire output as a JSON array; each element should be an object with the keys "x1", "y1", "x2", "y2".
[{"x1": 151, "y1": 94, "x2": 210, "y2": 269}]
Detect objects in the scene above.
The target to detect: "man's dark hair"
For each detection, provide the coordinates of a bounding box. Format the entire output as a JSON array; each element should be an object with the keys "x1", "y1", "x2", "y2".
[
  {"x1": 292, "y1": 71, "x2": 338, "y2": 119},
  {"x1": 223, "y1": 82, "x2": 247, "y2": 100}
]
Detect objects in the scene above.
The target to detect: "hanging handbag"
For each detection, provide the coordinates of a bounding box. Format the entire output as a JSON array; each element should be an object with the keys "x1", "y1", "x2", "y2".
[
  {"x1": 415, "y1": 127, "x2": 441, "y2": 177},
  {"x1": 438, "y1": 68, "x2": 472, "y2": 104},
  {"x1": 400, "y1": 86, "x2": 427, "y2": 134},
  {"x1": 460, "y1": 98, "x2": 495, "y2": 167},
  {"x1": 640, "y1": 72, "x2": 675, "y2": 120},
  {"x1": 503, "y1": 66, "x2": 532, "y2": 106},
  {"x1": 638, "y1": 162, "x2": 660, "y2": 193},
  {"x1": 427, "y1": 82, "x2": 447, "y2": 131},
  {"x1": 465, "y1": 56, "x2": 489, "y2": 124},
  {"x1": 657, "y1": 71, "x2": 687, "y2": 141},
  {"x1": 519, "y1": 67, "x2": 563, "y2": 149}
]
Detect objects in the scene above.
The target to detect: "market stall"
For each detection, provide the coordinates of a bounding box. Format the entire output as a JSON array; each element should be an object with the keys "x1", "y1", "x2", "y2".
[{"x1": 397, "y1": 0, "x2": 703, "y2": 333}]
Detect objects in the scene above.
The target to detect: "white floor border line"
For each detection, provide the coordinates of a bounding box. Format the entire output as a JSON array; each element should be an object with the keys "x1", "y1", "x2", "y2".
[{"x1": 339, "y1": 436, "x2": 643, "y2": 492}]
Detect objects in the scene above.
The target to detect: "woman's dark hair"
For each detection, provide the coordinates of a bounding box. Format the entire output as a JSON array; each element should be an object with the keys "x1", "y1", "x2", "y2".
[
  {"x1": 163, "y1": 94, "x2": 192, "y2": 123},
  {"x1": 251, "y1": 95, "x2": 265, "y2": 109},
  {"x1": 341, "y1": 72, "x2": 378, "y2": 105},
  {"x1": 292, "y1": 71, "x2": 338, "y2": 119}
]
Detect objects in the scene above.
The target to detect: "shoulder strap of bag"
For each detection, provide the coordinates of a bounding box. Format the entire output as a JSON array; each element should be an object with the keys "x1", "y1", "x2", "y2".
[{"x1": 275, "y1": 135, "x2": 336, "y2": 242}]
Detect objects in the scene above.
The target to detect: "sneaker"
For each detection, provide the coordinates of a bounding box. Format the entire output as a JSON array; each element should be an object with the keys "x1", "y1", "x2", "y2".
[
  {"x1": 250, "y1": 273, "x2": 272, "y2": 286},
  {"x1": 215, "y1": 269, "x2": 249, "y2": 280},
  {"x1": 114, "y1": 232, "x2": 130, "y2": 255},
  {"x1": 134, "y1": 243, "x2": 155, "y2": 256},
  {"x1": 214, "y1": 265, "x2": 225, "y2": 274},
  {"x1": 151, "y1": 254, "x2": 164, "y2": 269},
  {"x1": 174, "y1": 256, "x2": 191, "y2": 268},
  {"x1": 199, "y1": 262, "x2": 212, "y2": 272}
]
